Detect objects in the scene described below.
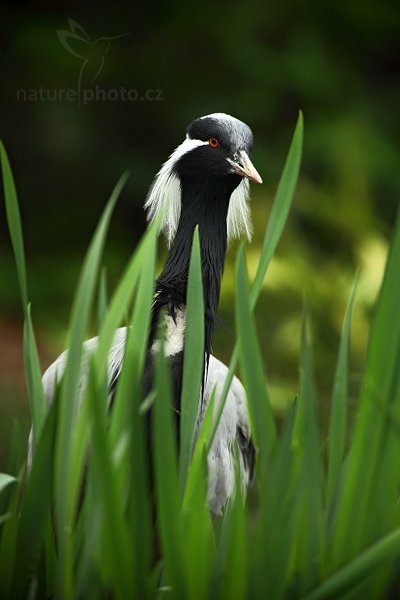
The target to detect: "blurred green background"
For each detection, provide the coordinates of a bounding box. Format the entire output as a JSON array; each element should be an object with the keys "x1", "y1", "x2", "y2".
[{"x1": 0, "y1": 0, "x2": 399, "y2": 468}]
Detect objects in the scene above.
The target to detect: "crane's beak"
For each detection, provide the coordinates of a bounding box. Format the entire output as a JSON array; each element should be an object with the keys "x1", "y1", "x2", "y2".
[{"x1": 227, "y1": 150, "x2": 263, "y2": 184}]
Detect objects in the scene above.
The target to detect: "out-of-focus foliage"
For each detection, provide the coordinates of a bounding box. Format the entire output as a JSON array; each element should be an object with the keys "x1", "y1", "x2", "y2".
[{"x1": 0, "y1": 0, "x2": 399, "y2": 465}]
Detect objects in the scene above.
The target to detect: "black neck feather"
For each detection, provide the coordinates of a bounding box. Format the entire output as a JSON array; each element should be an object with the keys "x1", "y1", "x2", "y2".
[{"x1": 152, "y1": 176, "x2": 238, "y2": 359}]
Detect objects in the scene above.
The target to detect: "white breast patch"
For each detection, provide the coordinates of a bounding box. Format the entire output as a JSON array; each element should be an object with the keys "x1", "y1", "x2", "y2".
[{"x1": 151, "y1": 308, "x2": 186, "y2": 357}]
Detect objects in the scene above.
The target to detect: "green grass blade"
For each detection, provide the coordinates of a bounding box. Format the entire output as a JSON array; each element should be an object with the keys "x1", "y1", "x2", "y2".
[
  {"x1": 0, "y1": 141, "x2": 28, "y2": 310},
  {"x1": 0, "y1": 470, "x2": 23, "y2": 598},
  {"x1": 23, "y1": 306, "x2": 47, "y2": 440},
  {"x1": 182, "y1": 389, "x2": 217, "y2": 599},
  {"x1": 123, "y1": 224, "x2": 158, "y2": 377},
  {"x1": 183, "y1": 445, "x2": 214, "y2": 600},
  {"x1": 121, "y1": 221, "x2": 159, "y2": 377},
  {"x1": 73, "y1": 466, "x2": 103, "y2": 597},
  {"x1": 220, "y1": 460, "x2": 247, "y2": 600},
  {"x1": 305, "y1": 528, "x2": 400, "y2": 600},
  {"x1": 207, "y1": 112, "x2": 303, "y2": 452},
  {"x1": 249, "y1": 110, "x2": 303, "y2": 307},
  {"x1": 359, "y1": 334, "x2": 400, "y2": 595},
  {"x1": 0, "y1": 475, "x2": 16, "y2": 494},
  {"x1": 179, "y1": 227, "x2": 205, "y2": 488},
  {"x1": 107, "y1": 226, "x2": 158, "y2": 599},
  {"x1": 95, "y1": 218, "x2": 159, "y2": 383},
  {"x1": 291, "y1": 307, "x2": 323, "y2": 592},
  {"x1": 66, "y1": 214, "x2": 158, "y2": 599},
  {"x1": 235, "y1": 245, "x2": 276, "y2": 470},
  {"x1": 332, "y1": 210, "x2": 400, "y2": 566},
  {"x1": 54, "y1": 172, "x2": 129, "y2": 599},
  {"x1": 326, "y1": 272, "x2": 359, "y2": 507},
  {"x1": 114, "y1": 373, "x2": 152, "y2": 599},
  {"x1": 10, "y1": 399, "x2": 58, "y2": 600},
  {"x1": 183, "y1": 387, "x2": 216, "y2": 514},
  {"x1": 85, "y1": 369, "x2": 135, "y2": 599},
  {"x1": 153, "y1": 343, "x2": 186, "y2": 598},
  {"x1": 63, "y1": 385, "x2": 91, "y2": 535},
  {"x1": 0, "y1": 421, "x2": 22, "y2": 519},
  {"x1": 181, "y1": 391, "x2": 216, "y2": 600},
  {"x1": 253, "y1": 405, "x2": 298, "y2": 600},
  {"x1": 96, "y1": 267, "x2": 108, "y2": 333},
  {"x1": 5, "y1": 419, "x2": 22, "y2": 478},
  {"x1": 1, "y1": 142, "x2": 46, "y2": 440}
]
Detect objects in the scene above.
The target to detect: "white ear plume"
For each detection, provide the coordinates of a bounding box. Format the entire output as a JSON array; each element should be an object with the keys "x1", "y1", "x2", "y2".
[
  {"x1": 144, "y1": 137, "x2": 253, "y2": 246},
  {"x1": 144, "y1": 171, "x2": 181, "y2": 247},
  {"x1": 227, "y1": 178, "x2": 252, "y2": 241},
  {"x1": 144, "y1": 138, "x2": 207, "y2": 246}
]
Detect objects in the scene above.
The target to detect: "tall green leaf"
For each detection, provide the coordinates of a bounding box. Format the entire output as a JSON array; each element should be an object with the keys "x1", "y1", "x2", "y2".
[
  {"x1": 183, "y1": 445, "x2": 214, "y2": 600},
  {"x1": 326, "y1": 272, "x2": 358, "y2": 508},
  {"x1": 219, "y1": 457, "x2": 247, "y2": 600},
  {"x1": 108, "y1": 224, "x2": 158, "y2": 599},
  {"x1": 0, "y1": 420, "x2": 22, "y2": 520},
  {"x1": 250, "y1": 111, "x2": 304, "y2": 307},
  {"x1": 291, "y1": 307, "x2": 323, "y2": 593},
  {"x1": 54, "y1": 172, "x2": 129, "y2": 599},
  {"x1": 306, "y1": 528, "x2": 400, "y2": 600},
  {"x1": 235, "y1": 245, "x2": 276, "y2": 473},
  {"x1": 0, "y1": 142, "x2": 28, "y2": 310},
  {"x1": 96, "y1": 267, "x2": 108, "y2": 333},
  {"x1": 207, "y1": 111, "x2": 303, "y2": 452},
  {"x1": 94, "y1": 223, "x2": 153, "y2": 378},
  {"x1": 332, "y1": 210, "x2": 400, "y2": 566},
  {"x1": 1, "y1": 142, "x2": 46, "y2": 441},
  {"x1": 0, "y1": 475, "x2": 16, "y2": 495},
  {"x1": 179, "y1": 227, "x2": 205, "y2": 488},
  {"x1": 22, "y1": 306, "x2": 47, "y2": 441},
  {"x1": 0, "y1": 469, "x2": 23, "y2": 599},
  {"x1": 253, "y1": 405, "x2": 298, "y2": 600},
  {"x1": 10, "y1": 399, "x2": 58, "y2": 600},
  {"x1": 85, "y1": 370, "x2": 135, "y2": 599},
  {"x1": 153, "y1": 342, "x2": 186, "y2": 598}
]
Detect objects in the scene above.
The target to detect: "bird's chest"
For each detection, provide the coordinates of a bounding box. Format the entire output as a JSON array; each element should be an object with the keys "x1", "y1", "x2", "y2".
[
  {"x1": 143, "y1": 308, "x2": 187, "y2": 426},
  {"x1": 151, "y1": 308, "x2": 186, "y2": 358}
]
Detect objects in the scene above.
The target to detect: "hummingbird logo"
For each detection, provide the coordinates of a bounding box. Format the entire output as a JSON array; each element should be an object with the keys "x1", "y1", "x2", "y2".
[{"x1": 57, "y1": 18, "x2": 130, "y2": 104}]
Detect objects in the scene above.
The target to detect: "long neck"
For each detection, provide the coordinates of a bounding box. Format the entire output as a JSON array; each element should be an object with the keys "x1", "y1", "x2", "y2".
[{"x1": 153, "y1": 180, "x2": 232, "y2": 357}]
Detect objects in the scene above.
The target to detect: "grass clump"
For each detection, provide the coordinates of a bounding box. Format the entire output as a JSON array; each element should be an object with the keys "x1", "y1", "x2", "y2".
[{"x1": 1, "y1": 116, "x2": 400, "y2": 600}]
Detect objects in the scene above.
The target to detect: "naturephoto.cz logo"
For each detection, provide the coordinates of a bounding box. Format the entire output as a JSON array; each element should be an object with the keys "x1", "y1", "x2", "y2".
[{"x1": 16, "y1": 18, "x2": 164, "y2": 106}]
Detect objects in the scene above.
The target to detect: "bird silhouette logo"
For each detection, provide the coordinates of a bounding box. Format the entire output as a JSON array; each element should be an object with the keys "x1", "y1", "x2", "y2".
[{"x1": 57, "y1": 18, "x2": 130, "y2": 104}]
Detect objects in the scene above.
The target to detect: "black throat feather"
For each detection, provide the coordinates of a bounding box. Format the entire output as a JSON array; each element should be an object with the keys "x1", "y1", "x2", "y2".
[
  {"x1": 151, "y1": 176, "x2": 237, "y2": 363},
  {"x1": 141, "y1": 172, "x2": 242, "y2": 444}
]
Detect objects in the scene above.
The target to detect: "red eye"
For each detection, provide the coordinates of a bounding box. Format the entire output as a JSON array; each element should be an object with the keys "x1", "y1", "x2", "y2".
[{"x1": 209, "y1": 137, "x2": 219, "y2": 148}]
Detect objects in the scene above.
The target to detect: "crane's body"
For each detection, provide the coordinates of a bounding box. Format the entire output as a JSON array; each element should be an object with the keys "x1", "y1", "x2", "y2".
[
  {"x1": 33, "y1": 113, "x2": 262, "y2": 515},
  {"x1": 40, "y1": 326, "x2": 254, "y2": 515}
]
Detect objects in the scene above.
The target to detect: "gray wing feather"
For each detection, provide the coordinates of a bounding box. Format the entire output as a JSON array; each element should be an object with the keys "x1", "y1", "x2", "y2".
[
  {"x1": 28, "y1": 328, "x2": 128, "y2": 468},
  {"x1": 203, "y1": 356, "x2": 254, "y2": 516},
  {"x1": 29, "y1": 328, "x2": 254, "y2": 516}
]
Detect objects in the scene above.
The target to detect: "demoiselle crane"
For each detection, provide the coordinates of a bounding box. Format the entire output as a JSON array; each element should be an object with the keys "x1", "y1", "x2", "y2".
[{"x1": 37, "y1": 113, "x2": 262, "y2": 515}]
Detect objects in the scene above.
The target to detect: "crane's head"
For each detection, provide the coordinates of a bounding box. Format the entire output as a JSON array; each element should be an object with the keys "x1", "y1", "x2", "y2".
[{"x1": 145, "y1": 113, "x2": 262, "y2": 246}]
